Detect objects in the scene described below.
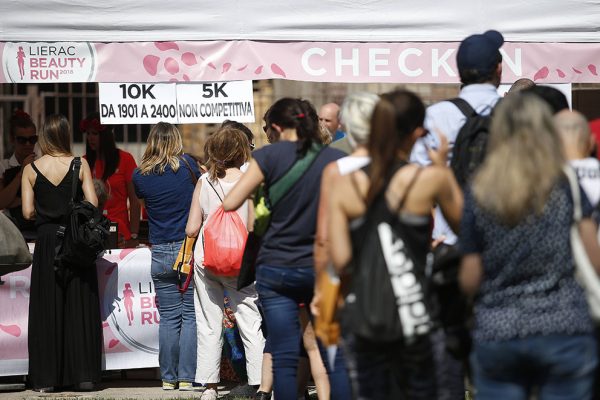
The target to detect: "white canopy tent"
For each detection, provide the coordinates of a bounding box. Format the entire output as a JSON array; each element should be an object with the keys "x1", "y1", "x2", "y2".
[
  {"x1": 1, "y1": 0, "x2": 599, "y2": 43},
  {"x1": 0, "y1": 0, "x2": 599, "y2": 84}
]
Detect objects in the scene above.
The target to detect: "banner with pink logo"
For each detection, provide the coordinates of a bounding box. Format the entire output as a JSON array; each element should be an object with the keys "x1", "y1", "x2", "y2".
[
  {"x1": 1, "y1": 41, "x2": 600, "y2": 84},
  {"x1": 0, "y1": 248, "x2": 159, "y2": 376}
]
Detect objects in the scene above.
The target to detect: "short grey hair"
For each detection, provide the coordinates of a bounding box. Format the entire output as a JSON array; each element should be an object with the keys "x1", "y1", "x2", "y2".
[{"x1": 339, "y1": 92, "x2": 380, "y2": 148}]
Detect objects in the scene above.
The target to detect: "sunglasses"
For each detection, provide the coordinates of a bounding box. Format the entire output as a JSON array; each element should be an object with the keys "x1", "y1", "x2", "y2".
[{"x1": 15, "y1": 135, "x2": 38, "y2": 145}]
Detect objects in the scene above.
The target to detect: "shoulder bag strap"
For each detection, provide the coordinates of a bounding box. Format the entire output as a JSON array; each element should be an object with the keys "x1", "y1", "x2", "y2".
[
  {"x1": 448, "y1": 97, "x2": 477, "y2": 118},
  {"x1": 563, "y1": 165, "x2": 582, "y2": 222},
  {"x1": 71, "y1": 157, "x2": 82, "y2": 205},
  {"x1": 180, "y1": 155, "x2": 199, "y2": 186},
  {"x1": 268, "y1": 142, "x2": 324, "y2": 208}
]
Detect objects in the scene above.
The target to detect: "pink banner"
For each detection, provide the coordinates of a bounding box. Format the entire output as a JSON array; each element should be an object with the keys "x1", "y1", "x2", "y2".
[
  {"x1": 0, "y1": 248, "x2": 159, "y2": 376},
  {"x1": 2, "y1": 40, "x2": 600, "y2": 84}
]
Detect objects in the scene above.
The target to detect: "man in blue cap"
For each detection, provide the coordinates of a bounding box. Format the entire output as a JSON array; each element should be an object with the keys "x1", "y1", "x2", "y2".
[
  {"x1": 411, "y1": 29, "x2": 503, "y2": 245},
  {"x1": 410, "y1": 30, "x2": 504, "y2": 400}
]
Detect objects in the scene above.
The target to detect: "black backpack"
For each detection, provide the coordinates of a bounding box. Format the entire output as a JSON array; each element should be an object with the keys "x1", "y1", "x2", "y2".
[
  {"x1": 344, "y1": 163, "x2": 433, "y2": 343},
  {"x1": 55, "y1": 158, "x2": 110, "y2": 271},
  {"x1": 448, "y1": 98, "x2": 495, "y2": 187}
]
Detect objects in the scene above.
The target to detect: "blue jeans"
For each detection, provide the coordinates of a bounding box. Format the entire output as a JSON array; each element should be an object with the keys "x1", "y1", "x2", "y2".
[
  {"x1": 151, "y1": 241, "x2": 197, "y2": 383},
  {"x1": 256, "y1": 264, "x2": 351, "y2": 400},
  {"x1": 471, "y1": 334, "x2": 597, "y2": 400}
]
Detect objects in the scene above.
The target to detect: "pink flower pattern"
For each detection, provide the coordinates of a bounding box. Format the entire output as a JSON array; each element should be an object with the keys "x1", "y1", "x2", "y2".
[{"x1": 143, "y1": 41, "x2": 287, "y2": 81}]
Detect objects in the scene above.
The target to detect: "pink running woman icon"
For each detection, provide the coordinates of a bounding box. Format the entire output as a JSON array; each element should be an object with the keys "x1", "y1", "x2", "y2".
[
  {"x1": 123, "y1": 283, "x2": 135, "y2": 326},
  {"x1": 16, "y1": 46, "x2": 26, "y2": 80}
]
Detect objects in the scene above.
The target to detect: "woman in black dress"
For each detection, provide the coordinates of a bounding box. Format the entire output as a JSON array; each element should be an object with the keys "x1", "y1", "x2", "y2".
[{"x1": 21, "y1": 114, "x2": 101, "y2": 392}]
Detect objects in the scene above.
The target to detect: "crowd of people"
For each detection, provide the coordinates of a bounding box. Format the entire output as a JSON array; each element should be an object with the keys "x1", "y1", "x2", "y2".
[{"x1": 5, "y1": 28, "x2": 600, "y2": 400}]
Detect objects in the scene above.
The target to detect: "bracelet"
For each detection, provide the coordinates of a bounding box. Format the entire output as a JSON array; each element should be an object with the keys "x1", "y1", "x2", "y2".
[{"x1": 130, "y1": 233, "x2": 138, "y2": 240}]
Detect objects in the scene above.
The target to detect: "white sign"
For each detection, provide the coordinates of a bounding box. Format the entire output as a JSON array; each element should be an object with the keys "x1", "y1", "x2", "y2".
[
  {"x1": 2, "y1": 42, "x2": 96, "y2": 83},
  {"x1": 99, "y1": 83, "x2": 178, "y2": 124},
  {"x1": 498, "y1": 83, "x2": 573, "y2": 109},
  {"x1": 176, "y1": 81, "x2": 255, "y2": 123},
  {"x1": 99, "y1": 81, "x2": 255, "y2": 124}
]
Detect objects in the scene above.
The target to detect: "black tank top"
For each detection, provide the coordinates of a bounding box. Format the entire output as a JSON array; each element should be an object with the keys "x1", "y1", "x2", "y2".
[{"x1": 31, "y1": 159, "x2": 83, "y2": 227}]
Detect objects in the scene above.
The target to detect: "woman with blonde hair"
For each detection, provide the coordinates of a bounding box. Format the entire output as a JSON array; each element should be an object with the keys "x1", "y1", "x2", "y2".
[
  {"x1": 21, "y1": 114, "x2": 100, "y2": 392},
  {"x1": 459, "y1": 92, "x2": 600, "y2": 398},
  {"x1": 186, "y1": 127, "x2": 264, "y2": 400},
  {"x1": 132, "y1": 122, "x2": 200, "y2": 391}
]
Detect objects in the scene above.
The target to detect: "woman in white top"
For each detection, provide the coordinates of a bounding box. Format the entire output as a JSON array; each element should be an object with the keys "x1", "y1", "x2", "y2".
[
  {"x1": 312, "y1": 92, "x2": 379, "y2": 329},
  {"x1": 186, "y1": 127, "x2": 265, "y2": 400}
]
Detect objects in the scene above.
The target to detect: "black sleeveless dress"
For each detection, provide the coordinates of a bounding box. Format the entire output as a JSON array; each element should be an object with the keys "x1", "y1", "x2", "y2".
[{"x1": 28, "y1": 159, "x2": 101, "y2": 390}]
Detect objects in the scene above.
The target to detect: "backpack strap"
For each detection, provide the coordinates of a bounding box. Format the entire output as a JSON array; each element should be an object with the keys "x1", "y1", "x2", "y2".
[
  {"x1": 268, "y1": 141, "x2": 324, "y2": 208},
  {"x1": 205, "y1": 178, "x2": 224, "y2": 203},
  {"x1": 448, "y1": 98, "x2": 477, "y2": 118},
  {"x1": 70, "y1": 157, "x2": 81, "y2": 205},
  {"x1": 396, "y1": 167, "x2": 423, "y2": 213}
]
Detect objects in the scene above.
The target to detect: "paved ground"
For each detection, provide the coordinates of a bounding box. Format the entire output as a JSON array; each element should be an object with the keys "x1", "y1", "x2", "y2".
[{"x1": 1, "y1": 380, "x2": 243, "y2": 400}]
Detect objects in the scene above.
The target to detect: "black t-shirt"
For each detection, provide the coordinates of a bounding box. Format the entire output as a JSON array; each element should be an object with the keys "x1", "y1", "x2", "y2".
[{"x1": 253, "y1": 141, "x2": 345, "y2": 267}]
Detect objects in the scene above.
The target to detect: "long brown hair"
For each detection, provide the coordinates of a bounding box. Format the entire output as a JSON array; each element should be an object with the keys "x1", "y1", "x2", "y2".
[
  {"x1": 366, "y1": 90, "x2": 425, "y2": 205},
  {"x1": 205, "y1": 127, "x2": 251, "y2": 181},
  {"x1": 39, "y1": 114, "x2": 72, "y2": 156},
  {"x1": 473, "y1": 92, "x2": 564, "y2": 225},
  {"x1": 138, "y1": 122, "x2": 183, "y2": 175}
]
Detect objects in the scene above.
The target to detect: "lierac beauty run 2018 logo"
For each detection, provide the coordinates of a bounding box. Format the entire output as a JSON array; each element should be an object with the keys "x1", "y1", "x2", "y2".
[{"x1": 3, "y1": 42, "x2": 96, "y2": 83}]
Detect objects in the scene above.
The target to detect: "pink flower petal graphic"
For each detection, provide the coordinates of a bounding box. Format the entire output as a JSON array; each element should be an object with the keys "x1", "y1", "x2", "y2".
[
  {"x1": 102, "y1": 322, "x2": 110, "y2": 328},
  {"x1": 222, "y1": 63, "x2": 232, "y2": 73},
  {"x1": 169, "y1": 78, "x2": 179, "y2": 82},
  {"x1": 589, "y1": 64, "x2": 598, "y2": 76},
  {"x1": 237, "y1": 65, "x2": 248, "y2": 71},
  {"x1": 0, "y1": 324, "x2": 21, "y2": 337},
  {"x1": 183, "y1": 74, "x2": 190, "y2": 82},
  {"x1": 207, "y1": 62, "x2": 217, "y2": 70},
  {"x1": 108, "y1": 339, "x2": 120, "y2": 348},
  {"x1": 573, "y1": 67, "x2": 583, "y2": 74},
  {"x1": 143, "y1": 55, "x2": 160, "y2": 76},
  {"x1": 164, "y1": 57, "x2": 180, "y2": 75},
  {"x1": 271, "y1": 63, "x2": 287, "y2": 78},
  {"x1": 181, "y1": 52, "x2": 197, "y2": 66},
  {"x1": 254, "y1": 65, "x2": 264, "y2": 75},
  {"x1": 154, "y1": 42, "x2": 179, "y2": 52},
  {"x1": 533, "y1": 66, "x2": 549, "y2": 81},
  {"x1": 556, "y1": 69, "x2": 566, "y2": 78}
]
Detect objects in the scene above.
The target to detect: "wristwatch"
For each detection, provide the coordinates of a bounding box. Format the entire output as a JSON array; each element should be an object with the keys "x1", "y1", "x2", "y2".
[{"x1": 130, "y1": 233, "x2": 138, "y2": 240}]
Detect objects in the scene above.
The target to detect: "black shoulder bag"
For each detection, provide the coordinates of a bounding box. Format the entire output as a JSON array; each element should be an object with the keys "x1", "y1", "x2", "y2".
[{"x1": 55, "y1": 158, "x2": 111, "y2": 273}]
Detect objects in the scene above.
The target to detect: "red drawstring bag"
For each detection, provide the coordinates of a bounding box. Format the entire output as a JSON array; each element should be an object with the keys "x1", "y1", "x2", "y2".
[{"x1": 203, "y1": 205, "x2": 248, "y2": 276}]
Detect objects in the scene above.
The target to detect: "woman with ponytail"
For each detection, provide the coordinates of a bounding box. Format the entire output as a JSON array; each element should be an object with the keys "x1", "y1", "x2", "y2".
[
  {"x1": 185, "y1": 127, "x2": 264, "y2": 400},
  {"x1": 224, "y1": 98, "x2": 350, "y2": 400},
  {"x1": 328, "y1": 89, "x2": 463, "y2": 399}
]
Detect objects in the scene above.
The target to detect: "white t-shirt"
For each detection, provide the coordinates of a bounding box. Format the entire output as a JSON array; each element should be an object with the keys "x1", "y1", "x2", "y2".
[
  {"x1": 336, "y1": 155, "x2": 370, "y2": 176},
  {"x1": 571, "y1": 157, "x2": 600, "y2": 207},
  {"x1": 0, "y1": 154, "x2": 20, "y2": 180},
  {"x1": 193, "y1": 174, "x2": 249, "y2": 265}
]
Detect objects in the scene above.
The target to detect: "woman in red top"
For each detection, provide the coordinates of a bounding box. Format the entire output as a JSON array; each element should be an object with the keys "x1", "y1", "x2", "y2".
[{"x1": 81, "y1": 113, "x2": 140, "y2": 247}]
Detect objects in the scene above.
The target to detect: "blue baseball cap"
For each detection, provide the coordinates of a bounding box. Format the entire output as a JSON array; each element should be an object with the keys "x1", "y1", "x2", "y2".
[{"x1": 456, "y1": 30, "x2": 504, "y2": 74}]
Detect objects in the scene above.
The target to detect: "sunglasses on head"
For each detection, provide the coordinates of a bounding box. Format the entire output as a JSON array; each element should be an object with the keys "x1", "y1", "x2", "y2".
[{"x1": 15, "y1": 135, "x2": 38, "y2": 145}]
